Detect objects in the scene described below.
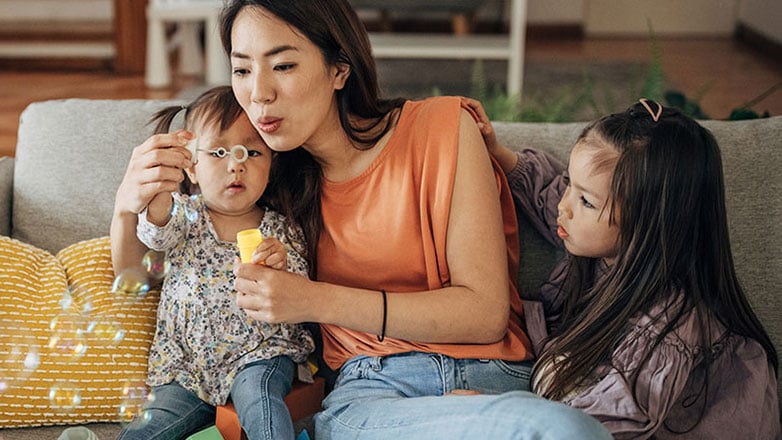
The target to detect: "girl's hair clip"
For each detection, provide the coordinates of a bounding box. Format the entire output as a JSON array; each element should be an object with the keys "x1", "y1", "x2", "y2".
[{"x1": 639, "y1": 98, "x2": 663, "y2": 122}]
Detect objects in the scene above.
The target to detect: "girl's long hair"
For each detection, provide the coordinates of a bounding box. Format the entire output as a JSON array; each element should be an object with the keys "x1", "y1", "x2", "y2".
[
  {"x1": 535, "y1": 101, "x2": 778, "y2": 426},
  {"x1": 219, "y1": 0, "x2": 406, "y2": 277}
]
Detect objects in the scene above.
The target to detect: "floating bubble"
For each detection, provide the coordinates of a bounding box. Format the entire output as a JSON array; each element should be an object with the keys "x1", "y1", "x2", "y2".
[
  {"x1": 80, "y1": 299, "x2": 94, "y2": 316},
  {"x1": 48, "y1": 313, "x2": 87, "y2": 360},
  {"x1": 142, "y1": 250, "x2": 171, "y2": 280},
  {"x1": 111, "y1": 267, "x2": 150, "y2": 298},
  {"x1": 184, "y1": 203, "x2": 199, "y2": 224},
  {"x1": 86, "y1": 319, "x2": 125, "y2": 347},
  {"x1": 49, "y1": 381, "x2": 82, "y2": 410},
  {"x1": 0, "y1": 328, "x2": 40, "y2": 393},
  {"x1": 117, "y1": 380, "x2": 155, "y2": 428},
  {"x1": 58, "y1": 290, "x2": 74, "y2": 311}
]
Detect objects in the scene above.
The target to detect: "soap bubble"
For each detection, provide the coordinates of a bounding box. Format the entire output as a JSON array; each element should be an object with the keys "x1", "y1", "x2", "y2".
[
  {"x1": 0, "y1": 326, "x2": 40, "y2": 393},
  {"x1": 117, "y1": 380, "x2": 155, "y2": 428},
  {"x1": 49, "y1": 381, "x2": 82, "y2": 410},
  {"x1": 142, "y1": 250, "x2": 170, "y2": 280},
  {"x1": 48, "y1": 312, "x2": 87, "y2": 360},
  {"x1": 111, "y1": 267, "x2": 150, "y2": 298},
  {"x1": 86, "y1": 318, "x2": 125, "y2": 347},
  {"x1": 59, "y1": 290, "x2": 74, "y2": 311}
]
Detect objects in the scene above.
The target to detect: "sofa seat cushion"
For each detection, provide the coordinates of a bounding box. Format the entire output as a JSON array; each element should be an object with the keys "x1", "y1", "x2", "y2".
[{"x1": 0, "y1": 236, "x2": 159, "y2": 428}]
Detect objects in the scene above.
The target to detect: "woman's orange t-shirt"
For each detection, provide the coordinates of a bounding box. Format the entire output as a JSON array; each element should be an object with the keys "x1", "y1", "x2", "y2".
[{"x1": 318, "y1": 96, "x2": 532, "y2": 370}]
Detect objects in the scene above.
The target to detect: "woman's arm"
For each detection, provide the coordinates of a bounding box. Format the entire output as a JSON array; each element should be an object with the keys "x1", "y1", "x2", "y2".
[
  {"x1": 235, "y1": 110, "x2": 511, "y2": 344},
  {"x1": 110, "y1": 131, "x2": 193, "y2": 274},
  {"x1": 461, "y1": 97, "x2": 567, "y2": 247}
]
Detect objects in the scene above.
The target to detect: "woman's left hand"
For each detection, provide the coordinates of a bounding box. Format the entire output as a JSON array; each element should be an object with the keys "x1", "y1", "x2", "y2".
[{"x1": 234, "y1": 260, "x2": 313, "y2": 323}]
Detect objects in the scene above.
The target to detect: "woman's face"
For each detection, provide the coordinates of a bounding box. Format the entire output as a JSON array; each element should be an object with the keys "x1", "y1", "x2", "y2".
[{"x1": 229, "y1": 7, "x2": 350, "y2": 154}]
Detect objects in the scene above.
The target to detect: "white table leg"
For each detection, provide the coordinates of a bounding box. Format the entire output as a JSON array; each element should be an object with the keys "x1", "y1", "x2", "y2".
[
  {"x1": 507, "y1": 0, "x2": 527, "y2": 98},
  {"x1": 145, "y1": 12, "x2": 171, "y2": 88}
]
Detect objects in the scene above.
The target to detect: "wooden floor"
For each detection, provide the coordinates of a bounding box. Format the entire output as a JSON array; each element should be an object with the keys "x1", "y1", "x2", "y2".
[{"x1": 1, "y1": 36, "x2": 780, "y2": 157}]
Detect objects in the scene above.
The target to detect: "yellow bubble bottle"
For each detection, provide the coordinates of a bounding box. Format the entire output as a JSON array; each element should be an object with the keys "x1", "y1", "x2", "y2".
[{"x1": 236, "y1": 228, "x2": 263, "y2": 264}]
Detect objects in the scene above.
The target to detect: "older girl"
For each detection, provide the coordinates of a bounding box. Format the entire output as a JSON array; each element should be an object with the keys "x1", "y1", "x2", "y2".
[{"x1": 466, "y1": 97, "x2": 780, "y2": 439}]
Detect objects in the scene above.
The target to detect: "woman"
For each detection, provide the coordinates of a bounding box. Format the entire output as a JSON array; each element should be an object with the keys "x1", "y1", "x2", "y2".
[
  {"x1": 112, "y1": 0, "x2": 611, "y2": 438},
  {"x1": 223, "y1": 1, "x2": 610, "y2": 439}
]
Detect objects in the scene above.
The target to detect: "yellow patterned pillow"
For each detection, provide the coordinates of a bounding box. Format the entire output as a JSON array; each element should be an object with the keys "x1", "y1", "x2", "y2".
[{"x1": 0, "y1": 236, "x2": 160, "y2": 428}]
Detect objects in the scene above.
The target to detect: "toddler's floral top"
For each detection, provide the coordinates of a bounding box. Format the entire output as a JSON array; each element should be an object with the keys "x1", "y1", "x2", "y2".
[{"x1": 137, "y1": 192, "x2": 314, "y2": 405}]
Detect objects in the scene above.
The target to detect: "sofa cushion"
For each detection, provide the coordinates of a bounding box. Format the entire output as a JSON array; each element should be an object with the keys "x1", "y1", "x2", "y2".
[
  {"x1": 0, "y1": 236, "x2": 159, "y2": 428},
  {"x1": 699, "y1": 117, "x2": 782, "y2": 386},
  {"x1": 12, "y1": 99, "x2": 183, "y2": 254},
  {"x1": 0, "y1": 156, "x2": 12, "y2": 236}
]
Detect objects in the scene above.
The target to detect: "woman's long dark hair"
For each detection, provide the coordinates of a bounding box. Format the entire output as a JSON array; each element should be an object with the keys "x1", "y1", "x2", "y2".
[
  {"x1": 219, "y1": 0, "x2": 406, "y2": 277},
  {"x1": 535, "y1": 101, "x2": 778, "y2": 423}
]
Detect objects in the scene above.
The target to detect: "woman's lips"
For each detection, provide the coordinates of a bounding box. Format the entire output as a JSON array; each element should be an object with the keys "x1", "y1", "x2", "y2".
[
  {"x1": 557, "y1": 225, "x2": 569, "y2": 239},
  {"x1": 257, "y1": 118, "x2": 282, "y2": 134}
]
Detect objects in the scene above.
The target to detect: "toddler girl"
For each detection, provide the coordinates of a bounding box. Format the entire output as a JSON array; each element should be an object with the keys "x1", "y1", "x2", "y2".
[
  {"x1": 465, "y1": 97, "x2": 780, "y2": 439},
  {"x1": 117, "y1": 86, "x2": 314, "y2": 440}
]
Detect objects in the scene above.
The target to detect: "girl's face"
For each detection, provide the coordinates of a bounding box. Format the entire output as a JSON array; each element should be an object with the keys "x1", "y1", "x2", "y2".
[
  {"x1": 229, "y1": 7, "x2": 351, "y2": 154},
  {"x1": 557, "y1": 140, "x2": 620, "y2": 263},
  {"x1": 186, "y1": 114, "x2": 272, "y2": 218}
]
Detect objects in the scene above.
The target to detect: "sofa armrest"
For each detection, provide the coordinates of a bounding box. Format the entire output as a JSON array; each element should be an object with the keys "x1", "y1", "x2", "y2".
[{"x1": 0, "y1": 156, "x2": 13, "y2": 236}]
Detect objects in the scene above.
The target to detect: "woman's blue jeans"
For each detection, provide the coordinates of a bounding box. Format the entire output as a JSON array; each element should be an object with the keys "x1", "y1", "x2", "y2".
[
  {"x1": 314, "y1": 351, "x2": 611, "y2": 439},
  {"x1": 117, "y1": 356, "x2": 295, "y2": 440}
]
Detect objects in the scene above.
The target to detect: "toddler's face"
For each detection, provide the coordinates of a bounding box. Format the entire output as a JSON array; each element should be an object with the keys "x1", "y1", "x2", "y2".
[
  {"x1": 188, "y1": 114, "x2": 272, "y2": 217},
  {"x1": 556, "y1": 140, "x2": 620, "y2": 263}
]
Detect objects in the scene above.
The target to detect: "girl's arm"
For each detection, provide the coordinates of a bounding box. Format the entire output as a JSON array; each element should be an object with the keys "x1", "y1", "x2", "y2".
[
  {"x1": 506, "y1": 149, "x2": 568, "y2": 248},
  {"x1": 461, "y1": 97, "x2": 567, "y2": 247},
  {"x1": 460, "y1": 97, "x2": 518, "y2": 173},
  {"x1": 235, "y1": 109, "x2": 511, "y2": 343},
  {"x1": 560, "y1": 316, "x2": 698, "y2": 438},
  {"x1": 110, "y1": 131, "x2": 193, "y2": 274}
]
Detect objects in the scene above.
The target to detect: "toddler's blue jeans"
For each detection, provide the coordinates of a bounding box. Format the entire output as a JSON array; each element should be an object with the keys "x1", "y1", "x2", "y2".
[
  {"x1": 314, "y1": 351, "x2": 611, "y2": 439},
  {"x1": 117, "y1": 355, "x2": 295, "y2": 440}
]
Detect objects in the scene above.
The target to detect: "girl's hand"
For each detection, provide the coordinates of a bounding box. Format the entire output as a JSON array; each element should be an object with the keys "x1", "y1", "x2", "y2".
[
  {"x1": 460, "y1": 97, "x2": 519, "y2": 174},
  {"x1": 251, "y1": 237, "x2": 288, "y2": 271},
  {"x1": 461, "y1": 97, "x2": 499, "y2": 153},
  {"x1": 114, "y1": 130, "x2": 194, "y2": 216},
  {"x1": 234, "y1": 262, "x2": 312, "y2": 323}
]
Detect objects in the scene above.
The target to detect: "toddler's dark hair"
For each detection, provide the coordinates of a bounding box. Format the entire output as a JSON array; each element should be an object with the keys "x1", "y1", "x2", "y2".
[{"x1": 148, "y1": 86, "x2": 246, "y2": 194}]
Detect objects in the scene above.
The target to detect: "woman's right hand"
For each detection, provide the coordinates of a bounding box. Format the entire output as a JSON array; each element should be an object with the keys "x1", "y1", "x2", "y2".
[
  {"x1": 110, "y1": 130, "x2": 194, "y2": 274},
  {"x1": 115, "y1": 129, "x2": 194, "y2": 216}
]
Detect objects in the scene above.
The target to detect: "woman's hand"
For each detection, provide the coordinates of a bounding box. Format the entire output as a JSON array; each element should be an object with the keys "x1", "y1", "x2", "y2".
[
  {"x1": 250, "y1": 237, "x2": 288, "y2": 271},
  {"x1": 115, "y1": 130, "x2": 194, "y2": 216},
  {"x1": 234, "y1": 262, "x2": 313, "y2": 324},
  {"x1": 110, "y1": 130, "x2": 194, "y2": 274}
]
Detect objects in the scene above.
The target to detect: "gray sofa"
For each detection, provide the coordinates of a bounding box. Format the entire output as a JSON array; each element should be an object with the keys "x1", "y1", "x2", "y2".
[{"x1": 0, "y1": 99, "x2": 779, "y2": 436}]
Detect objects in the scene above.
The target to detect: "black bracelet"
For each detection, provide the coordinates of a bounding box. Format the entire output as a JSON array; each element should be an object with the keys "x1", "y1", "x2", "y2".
[{"x1": 377, "y1": 289, "x2": 387, "y2": 342}]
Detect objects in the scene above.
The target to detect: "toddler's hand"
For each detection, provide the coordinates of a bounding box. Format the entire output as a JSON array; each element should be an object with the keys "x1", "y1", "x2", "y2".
[{"x1": 251, "y1": 237, "x2": 288, "y2": 271}]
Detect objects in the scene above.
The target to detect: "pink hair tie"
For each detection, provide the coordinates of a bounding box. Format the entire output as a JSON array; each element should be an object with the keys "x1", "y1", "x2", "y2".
[{"x1": 639, "y1": 98, "x2": 663, "y2": 122}]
